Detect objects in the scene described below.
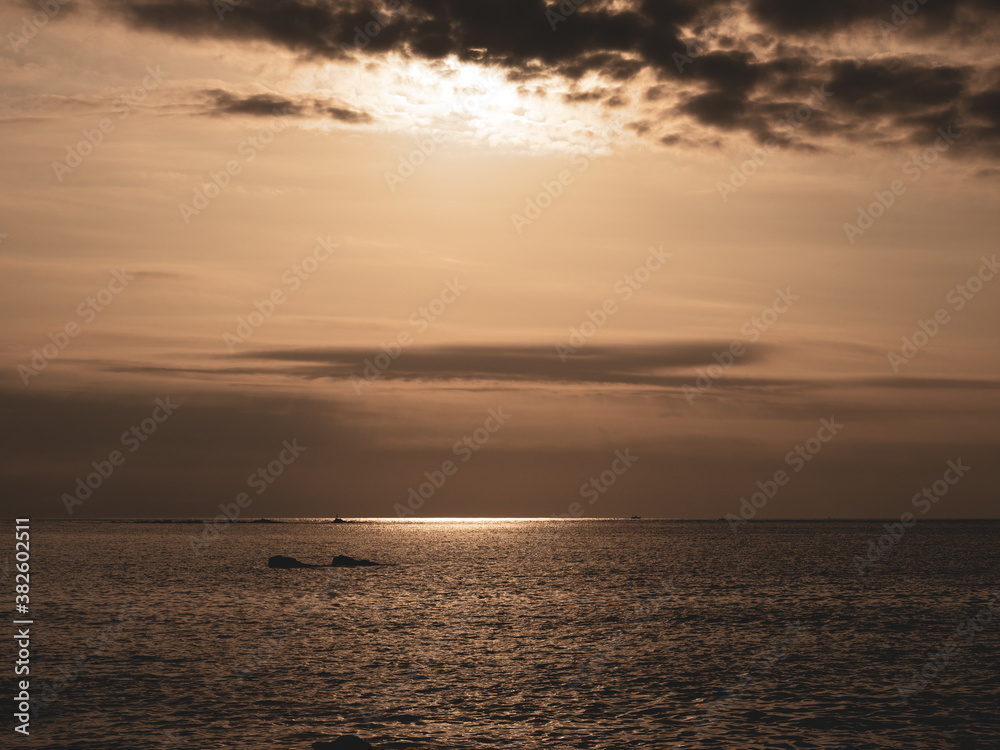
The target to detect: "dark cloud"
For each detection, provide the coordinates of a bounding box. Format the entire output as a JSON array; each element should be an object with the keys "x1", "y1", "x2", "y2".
[
  {"x1": 114, "y1": 0, "x2": 365, "y2": 58},
  {"x1": 686, "y1": 50, "x2": 764, "y2": 96},
  {"x1": 98, "y1": 0, "x2": 1000, "y2": 156},
  {"x1": 325, "y1": 106, "x2": 374, "y2": 123},
  {"x1": 748, "y1": 0, "x2": 1000, "y2": 34},
  {"x1": 674, "y1": 55, "x2": 975, "y2": 148},
  {"x1": 826, "y1": 59, "x2": 967, "y2": 117},
  {"x1": 103, "y1": 0, "x2": 703, "y2": 75},
  {"x1": 563, "y1": 90, "x2": 606, "y2": 103},
  {"x1": 969, "y1": 88, "x2": 1000, "y2": 130},
  {"x1": 207, "y1": 89, "x2": 304, "y2": 116},
  {"x1": 228, "y1": 342, "x2": 768, "y2": 387},
  {"x1": 747, "y1": 0, "x2": 882, "y2": 34},
  {"x1": 89, "y1": 344, "x2": 1000, "y2": 404},
  {"x1": 81, "y1": 343, "x2": 999, "y2": 397},
  {"x1": 203, "y1": 89, "x2": 372, "y2": 123},
  {"x1": 557, "y1": 52, "x2": 645, "y2": 81},
  {"x1": 680, "y1": 90, "x2": 748, "y2": 130}
]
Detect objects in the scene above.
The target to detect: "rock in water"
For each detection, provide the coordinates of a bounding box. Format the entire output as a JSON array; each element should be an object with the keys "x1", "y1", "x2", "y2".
[
  {"x1": 312, "y1": 736, "x2": 375, "y2": 750},
  {"x1": 267, "y1": 555, "x2": 315, "y2": 569},
  {"x1": 330, "y1": 555, "x2": 378, "y2": 567}
]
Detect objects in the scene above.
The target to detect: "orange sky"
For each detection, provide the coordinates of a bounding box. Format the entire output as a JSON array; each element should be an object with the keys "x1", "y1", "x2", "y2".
[{"x1": 2, "y1": 0, "x2": 999, "y2": 518}]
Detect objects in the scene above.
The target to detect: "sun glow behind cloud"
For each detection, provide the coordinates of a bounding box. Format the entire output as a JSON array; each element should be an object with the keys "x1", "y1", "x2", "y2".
[{"x1": 292, "y1": 54, "x2": 635, "y2": 154}]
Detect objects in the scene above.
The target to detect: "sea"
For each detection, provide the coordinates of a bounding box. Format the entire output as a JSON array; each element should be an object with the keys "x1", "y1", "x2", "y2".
[{"x1": 7, "y1": 519, "x2": 1000, "y2": 749}]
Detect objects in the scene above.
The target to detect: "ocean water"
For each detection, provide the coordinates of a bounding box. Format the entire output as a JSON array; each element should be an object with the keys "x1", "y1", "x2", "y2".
[{"x1": 8, "y1": 519, "x2": 1000, "y2": 749}]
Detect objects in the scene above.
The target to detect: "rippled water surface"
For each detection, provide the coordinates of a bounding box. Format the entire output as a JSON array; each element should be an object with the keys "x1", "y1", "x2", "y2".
[{"x1": 12, "y1": 519, "x2": 1000, "y2": 749}]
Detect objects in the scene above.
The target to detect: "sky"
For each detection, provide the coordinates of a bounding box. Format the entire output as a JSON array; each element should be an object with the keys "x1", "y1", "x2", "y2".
[{"x1": 1, "y1": 0, "x2": 999, "y2": 519}]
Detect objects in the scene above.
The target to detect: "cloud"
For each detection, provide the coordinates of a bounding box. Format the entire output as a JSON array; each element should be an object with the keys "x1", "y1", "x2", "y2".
[
  {"x1": 207, "y1": 89, "x2": 305, "y2": 116},
  {"x1": 680, "y1": 90, "x2": 749, "y2": 130},
  {"x1": 90, "y1": 0, "x2": 1000, "y2": 156},
  {"x1": 746, "y1": 0, "x2": 887, "y2": 34},
  {"x1": 325, "y1": 105, "x2": 374, "y2": 123},
  {"x1": 227, "y1": 341, "x2": 769, "y2": 387},
  {"x1": 826, "y1": 59, "x2": 966, "y2": 118},
  {"x1": 74, "y1": 342, "x2": 763, "y2": 389},
  {"x1": 969, "y1": 87, "x2": 1000, "y2": 130},
  {"x1": 747, "y1": 0, "x2": 1000, "y2": 34},
  {"x1": 82, "y1": 342, "x2": 1000, "y2": 398},
  {"x1": 202, "y1": 88, "x2": 372, "y2": 123}
]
